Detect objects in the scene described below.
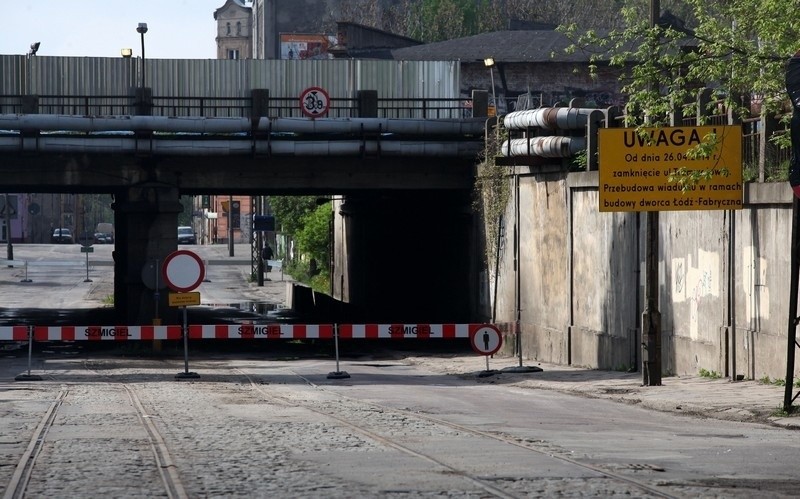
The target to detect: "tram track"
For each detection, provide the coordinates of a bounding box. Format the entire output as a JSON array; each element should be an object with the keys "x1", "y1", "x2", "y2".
[
  {"x1": 83, "y1": 360, "x2": 189, "y2": 499},
  {"x1": 2, "y1": 361, "x2": 188, "y2": 499},
  {"x1": 233, "y1": 366, "x2": 679, "y2": 499},
  {"x1": 122, "y1": 384, "x2": 188, "y2": 499},
  {"x1": 2, "y1": 388, "x2": 67, "y2": 499},
  {"x1": 4, "y1": 354, "x2": 781, "y2": 497}
]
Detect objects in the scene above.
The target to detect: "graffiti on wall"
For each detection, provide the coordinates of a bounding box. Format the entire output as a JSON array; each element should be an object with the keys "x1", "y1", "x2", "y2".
[
  {"x1": 552, "y1": 87, "x2": 627, "y2": 108},
  {"x1": 464, "y1": 88, "x2": 627, "y2": 114},
  {"x1": 671, "y1": 249, "x2": 720, "y2": 341}
]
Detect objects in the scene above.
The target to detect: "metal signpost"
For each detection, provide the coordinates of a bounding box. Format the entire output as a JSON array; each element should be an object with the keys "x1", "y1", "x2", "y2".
[
  {"x1": 78, "y1": 232, "x2": 94, "y2": 282},
  {"x1": 162, "y1": 250, "x2": 205, "y2": 380}
]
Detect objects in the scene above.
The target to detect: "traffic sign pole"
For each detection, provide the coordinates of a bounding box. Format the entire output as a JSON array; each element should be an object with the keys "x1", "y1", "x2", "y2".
[
  {"x1": 643, "y1": 1, "x2": 662, "y2": 387},
  {"x1": 162, "y1": 250, "x2": 204, "y2": 380},
  {"x1": 84, "y1": 248, "x2": 92, "y2": 282}
]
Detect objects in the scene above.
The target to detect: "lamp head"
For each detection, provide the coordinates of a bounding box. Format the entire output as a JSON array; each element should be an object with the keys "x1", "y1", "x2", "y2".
[
  {"x1": 121, "y1": 48, "x2": 133, "y2": 58},
  {"x1": 29, "y1": 42, "x2": 40, "y2": 56},
  {"x1": 484, "y1": 57, "x2": 495, "y2": 67},
  {"x1": 136, "y1": 23, "x2": 148, "y2": 34}
]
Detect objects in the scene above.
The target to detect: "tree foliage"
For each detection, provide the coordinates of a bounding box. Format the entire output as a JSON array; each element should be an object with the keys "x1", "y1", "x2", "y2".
[
  {"x1": 269, "y1": 196, "x2": 331, "y2": 288},
  {"x1": 294, "y1": 203, "x2": 332, "y2": 275},
  {"x1": 269, "y1": 196, "x2": 319, "y2": 236},
  {"x1": 339, "y1": 0, "x2": 696, "y2": 42},
  {"x1": 560, "y1": 0, "x2": 800, "y2": 130}
]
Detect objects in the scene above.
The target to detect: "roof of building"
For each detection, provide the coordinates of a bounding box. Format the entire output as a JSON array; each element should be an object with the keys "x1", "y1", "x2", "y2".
[
  {"x1": 214, "y1": 0, "x2": 251, "y2": 20},
  {"x1": 391, "y1": 30, "x2": 604, "y2": 64}
]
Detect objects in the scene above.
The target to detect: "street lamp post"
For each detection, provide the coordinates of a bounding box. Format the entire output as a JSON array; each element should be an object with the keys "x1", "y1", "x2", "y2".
[
  {"x1": 25, "y1": 42, "x2": 39, "y2": 108},
  {"x1": 136, "y1": 23, "x2": 148, "y2": 88},
  {"x1": 484, "y1": 57, "x2": 497, "y2": 116}
]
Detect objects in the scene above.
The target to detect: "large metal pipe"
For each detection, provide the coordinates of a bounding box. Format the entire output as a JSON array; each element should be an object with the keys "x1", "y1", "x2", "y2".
[
  {"x1": 502, "y1": 107, "x2": 601, "y2": 130},
  {"x1": 0, "y1": 114, "x2": 486, "y2": 136},
  {"x1": 0, "y1": 114, "x2": 248, "y2": 133},
  {"x1": 0, "y1": 136, "x2": 483, "y2": 157},
  {"x1": 259, "y1": 117, "x2": 486, "y2": 135},
  {"x1": 499, "y1": 136, "x2": 586, "y2": 157}
]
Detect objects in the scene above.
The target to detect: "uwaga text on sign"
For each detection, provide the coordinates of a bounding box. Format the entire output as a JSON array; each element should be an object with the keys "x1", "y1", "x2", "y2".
[{"x1": 598, "y1": 126, "x2": 743, "y2": 212}]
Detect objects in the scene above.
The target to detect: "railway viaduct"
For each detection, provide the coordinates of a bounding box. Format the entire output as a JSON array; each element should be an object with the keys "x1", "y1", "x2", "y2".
[{"x1": 0, "y1": 56, "x2": 489, "y2": 325}]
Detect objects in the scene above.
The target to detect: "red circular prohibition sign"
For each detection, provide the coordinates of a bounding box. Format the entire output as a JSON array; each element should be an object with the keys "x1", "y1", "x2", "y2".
[
  {"x1": 469, "y1": 325, "x2": 502, "y2": 356},
  {"x1": 162, "y1": 250, "x2": 206, "y2": 292},
  {"x1": 299, "y1": 86, "x2": 330, "y2": 118}
]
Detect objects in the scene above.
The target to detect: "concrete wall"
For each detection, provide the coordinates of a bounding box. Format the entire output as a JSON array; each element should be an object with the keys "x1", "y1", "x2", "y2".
[{"x1": 493, "y1": 172, "x2": 798, "y2": 380}]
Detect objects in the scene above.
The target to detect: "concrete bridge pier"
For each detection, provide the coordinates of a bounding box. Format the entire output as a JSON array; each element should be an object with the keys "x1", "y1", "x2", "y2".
[{"x1": 113, "y1": 183, "x2": 183, "y2": 325}]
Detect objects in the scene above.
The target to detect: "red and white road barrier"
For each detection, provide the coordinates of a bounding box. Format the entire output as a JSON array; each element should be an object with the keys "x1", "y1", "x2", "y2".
[
  {"x1": 32, "y1": 325, "x2": 183, "y2": 341},
  {"x1": 1, "y1": 324, "x2": 499, "y2": 342},
  {"x1": 337, "y1": 324, "x2": 475, "y2": 339},
  {"x1": 188, "y1": 324, "x2": 334, "y2": 339},
  {"x1": 0, "y1": 326, "x2": 29, "y2": 341},
  {"x1": 8, "y1": 323, "x2": 503, "y2": 382}
]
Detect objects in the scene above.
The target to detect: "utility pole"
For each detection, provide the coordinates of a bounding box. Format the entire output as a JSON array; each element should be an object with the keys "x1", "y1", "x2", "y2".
[
  {"x1": 642, "y1": 0, "x2": 662, "y2": 386},
  {"x1": 785, "y1": 198, "x2": 800, "y2": 412},
  {"x1": 228, "y1": 195, "x2": 235, "y2": 257}
]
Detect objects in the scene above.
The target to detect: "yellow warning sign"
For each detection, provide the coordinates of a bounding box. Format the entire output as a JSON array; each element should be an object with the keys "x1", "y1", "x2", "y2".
[
  {"x1": 169, "y1": 292, "x2": 201, "y2": 307},
  {"x1": 598, "y1": 125, "x2": 743, "y2": 212}
]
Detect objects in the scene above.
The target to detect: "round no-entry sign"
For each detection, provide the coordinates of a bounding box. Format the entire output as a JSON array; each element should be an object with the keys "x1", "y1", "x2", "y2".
[
  {"x1": 162, "y1": 250, "x2": 205, "y2": 292},
  {"x1": 469, "y1": 325, "x2": 502, "y2": 356}
]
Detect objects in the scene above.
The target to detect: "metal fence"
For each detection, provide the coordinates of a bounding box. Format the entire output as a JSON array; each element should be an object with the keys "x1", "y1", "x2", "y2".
[
  {"x1": 677, "y1": 90, "x2": 791, "y2": 183},
  {"x1": 0, "y1": 93, "x2": 472, "y2": 119}
]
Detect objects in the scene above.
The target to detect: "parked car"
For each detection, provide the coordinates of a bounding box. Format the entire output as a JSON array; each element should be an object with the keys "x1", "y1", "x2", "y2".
[
  {"x1": 51, "y1": 228, "x2": 73, "y2": 244},
  {"x1": 94, "y1": 232, "x2": 112, "y2": 244},
  {"x1": 177, "y1": 226, "x2": 196, "y2": 244}
]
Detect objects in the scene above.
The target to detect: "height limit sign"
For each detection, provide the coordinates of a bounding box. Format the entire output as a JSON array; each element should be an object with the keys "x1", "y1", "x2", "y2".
[{"x1": 598, "y1": 125, "x2": 742, "y2": 212}]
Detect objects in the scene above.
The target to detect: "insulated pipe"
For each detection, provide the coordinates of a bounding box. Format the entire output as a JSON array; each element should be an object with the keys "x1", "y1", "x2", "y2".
[
  {"x1": 502, "y1": 107, "x2": 601, "y2": 130},
  {"x1": 0, "y1": 114, "x2": 486, "y2": 136},
  {"x1": 0, "y1": 114, "x2": 250, "y2": 134},
  {"x1": 257, "y1": 117, "x2": 486, "y2": 135},
  {"x1": 499, "y1": 136, "x2": 586, "y2": 157},
  {"x1": 0, "y1": 136, "x2": 483, "y2": 157}
]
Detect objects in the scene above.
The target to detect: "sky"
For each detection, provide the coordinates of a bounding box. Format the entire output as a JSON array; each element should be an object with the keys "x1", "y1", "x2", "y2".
[{"x1": 0, "y1": 0, "x2": 228, "y2": 59}]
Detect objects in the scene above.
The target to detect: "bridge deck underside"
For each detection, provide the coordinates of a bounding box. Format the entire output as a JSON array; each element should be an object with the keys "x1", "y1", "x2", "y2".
[{"x1": 1, "y1": 153, "x2": 475, "y2": 193}]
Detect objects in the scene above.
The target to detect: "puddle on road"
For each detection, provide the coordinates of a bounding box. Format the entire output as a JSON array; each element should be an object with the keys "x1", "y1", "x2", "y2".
[
  {"x1": 201, "y1": 301, "x2": 299, "y2": 322},
  {"x1": 205, "y1": 301, "x2": 281, "y2": 314}
]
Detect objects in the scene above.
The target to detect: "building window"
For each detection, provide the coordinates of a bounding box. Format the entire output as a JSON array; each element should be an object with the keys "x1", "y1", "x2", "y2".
[
  {"x1": 236, "y1": 21, "x2": 241, "y2": 36},
  {"x1": 228, "y1": 49, "x2": 240, "y2": 60},
  {"x1": 226, "y1": 22, "x2": 231, "y2": 35}
]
